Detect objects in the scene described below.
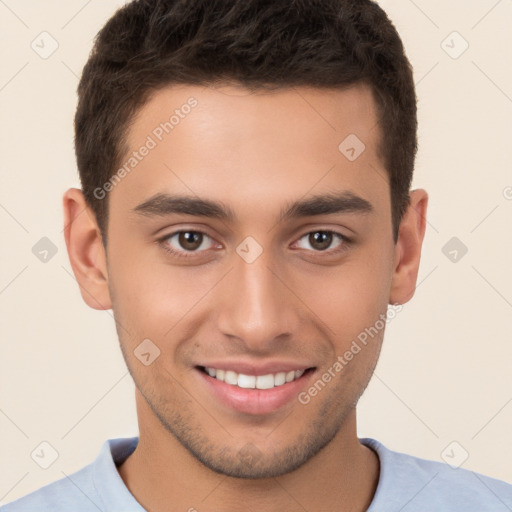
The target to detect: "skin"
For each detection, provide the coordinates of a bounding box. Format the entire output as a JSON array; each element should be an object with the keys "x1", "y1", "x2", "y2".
[{"x1": 64, "y1": 83, "x2": 427, "y2": 511}]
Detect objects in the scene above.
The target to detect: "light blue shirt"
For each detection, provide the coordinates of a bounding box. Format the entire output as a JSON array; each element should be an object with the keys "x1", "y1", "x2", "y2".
[{"x1": 3, "y1": 437, "x2": 512, "y2": 511}]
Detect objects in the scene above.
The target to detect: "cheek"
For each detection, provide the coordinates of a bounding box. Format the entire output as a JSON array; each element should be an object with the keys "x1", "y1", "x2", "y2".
[
  {"x1": 107, "y1": 243, "x2": 218, "y2": 343},
  {"x1": 296, "y1": 253, "x2": 393, "y2": 343}
]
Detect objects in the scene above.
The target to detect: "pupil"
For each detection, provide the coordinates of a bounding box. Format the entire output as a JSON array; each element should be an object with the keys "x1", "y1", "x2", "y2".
[
  {"x1": 309, "y1": 231, "x2": 332, "y2": 251},
  {"x1": 179, "y1": 232, "x2": 202, "y2": 250}
]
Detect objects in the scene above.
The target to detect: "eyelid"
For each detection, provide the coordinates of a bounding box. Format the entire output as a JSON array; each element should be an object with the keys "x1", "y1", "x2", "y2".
[
  {"x1": 158, "y1": 229, "x2": 221, "y2": 259},
  {"x1": 291, "y1": 230, "x2": 351, "y2": 253},
  {"x1": 157, "y1": 227, "x2": 352, "y2": 260}
]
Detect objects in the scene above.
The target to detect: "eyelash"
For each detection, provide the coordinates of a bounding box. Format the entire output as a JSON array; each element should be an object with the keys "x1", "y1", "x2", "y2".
[{"x1": 158, "y1": 229, "x2": 352, "y2": 259}]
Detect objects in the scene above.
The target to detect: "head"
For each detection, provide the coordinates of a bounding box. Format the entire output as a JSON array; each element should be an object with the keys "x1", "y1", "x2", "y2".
[
  {"x1": 75, "y1": 0, "x2": 418, "y2": 244},
  {"x1": 65, "y1": 0, "x2": 427, "y2": 478}
]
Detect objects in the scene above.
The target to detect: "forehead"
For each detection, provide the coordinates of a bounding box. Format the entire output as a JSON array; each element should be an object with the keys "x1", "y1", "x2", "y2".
[{"x1": 111, "y1": 82, "x2": 388, "y2": 222}]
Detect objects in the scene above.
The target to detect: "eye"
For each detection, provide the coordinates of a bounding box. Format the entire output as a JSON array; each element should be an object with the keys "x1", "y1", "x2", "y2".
[
  {"x1": 294, "y1": 230, "x2": 348, "y2": 252},
  {"x1": 162, "y1": 230, "x2": 217, "y2": 256}
]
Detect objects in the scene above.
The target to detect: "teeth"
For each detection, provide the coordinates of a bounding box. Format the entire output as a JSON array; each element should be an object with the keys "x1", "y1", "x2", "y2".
[
  {"x1": 237, "y1": 374, "x2": 256, "y2": 389},
  {"x1": 204, "y1": 367, "x2": 306, "y2": 389},
  {"x1": 224, "y1": 370, "x2": 238, "y2": 385},
  {"x1": 256, "y1": 374, "x2": 274, "y2": 390},
  {"x1": 274, "y1": 372, "x2": 286, "y2": 386}
]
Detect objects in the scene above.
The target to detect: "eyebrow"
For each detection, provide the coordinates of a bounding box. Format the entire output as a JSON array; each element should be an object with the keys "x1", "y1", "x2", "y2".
[
  {"x1": 279, "y1": 191, "x2": 374, "y2": 221},
  {"x1": 133, "y1": 191, "x2": 374, "y2": 221}
]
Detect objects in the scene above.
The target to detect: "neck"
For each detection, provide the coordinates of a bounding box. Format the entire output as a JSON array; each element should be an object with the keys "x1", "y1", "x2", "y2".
[{"x1": 118, "y1": 392, "x2": 379, "y2": 512}]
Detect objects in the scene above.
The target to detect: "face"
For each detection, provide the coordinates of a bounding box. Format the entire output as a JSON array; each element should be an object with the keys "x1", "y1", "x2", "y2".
[{"x1": 101, "y1": 83, "x2": 400, "y2": 477}]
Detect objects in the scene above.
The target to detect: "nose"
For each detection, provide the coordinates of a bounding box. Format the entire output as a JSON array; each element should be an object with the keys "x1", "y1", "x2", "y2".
[{"x1": 215, "y1": 249, "x2": 300, "y2": 352}]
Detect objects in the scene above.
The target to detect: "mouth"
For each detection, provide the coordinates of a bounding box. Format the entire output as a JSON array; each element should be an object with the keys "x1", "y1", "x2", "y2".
[
  {"x1": 198, "y1": 366, "x2": 310, "y2": 389},
  {"x1": 195, "y1": 365, "x2": 316, "y2": 415}
]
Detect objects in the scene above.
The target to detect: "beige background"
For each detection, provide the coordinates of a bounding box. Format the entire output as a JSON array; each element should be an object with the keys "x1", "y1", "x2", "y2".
[{"x1": 1, "y1": 0, "x2": 511, "y2": 505}]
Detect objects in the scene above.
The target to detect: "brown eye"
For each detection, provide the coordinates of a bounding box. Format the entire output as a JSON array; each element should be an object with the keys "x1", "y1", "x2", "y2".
[
  {"x1": 295, "y1": 230, "x2": 348, "y2": 253},
  {"x1": 163, "y1": 230, "x2": 216, "y2": 255},
  {"x1": 178, "y1": 231, "x2": 203, "y2": 251},
  {"x1": 308, "y1": 231, "x2": 333, "y2": 251}
]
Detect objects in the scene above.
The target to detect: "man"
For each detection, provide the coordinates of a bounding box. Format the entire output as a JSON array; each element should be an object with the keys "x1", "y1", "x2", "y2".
[{"x1": 3, "y1": 0, "x2": 511, "y2": 510}]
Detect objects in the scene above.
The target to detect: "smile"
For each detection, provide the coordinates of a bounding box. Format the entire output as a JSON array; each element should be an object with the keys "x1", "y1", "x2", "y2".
[
  {"x1": 202, "y1": 367, "x2": 306, "y2": 389},
  {"x1": 196, "y1": 364, "x2": 316, "y2": 415}
]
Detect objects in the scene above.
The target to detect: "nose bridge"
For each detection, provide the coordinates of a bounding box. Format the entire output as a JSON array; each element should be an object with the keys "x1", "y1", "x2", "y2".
[{"x1": 216, "y1": 249, "x2": 297, "y2": 349}]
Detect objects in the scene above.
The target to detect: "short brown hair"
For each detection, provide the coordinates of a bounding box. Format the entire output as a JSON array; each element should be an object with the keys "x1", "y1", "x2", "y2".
[{"x1": 75, "y1": 0, "x2": 417, "y2": 243}]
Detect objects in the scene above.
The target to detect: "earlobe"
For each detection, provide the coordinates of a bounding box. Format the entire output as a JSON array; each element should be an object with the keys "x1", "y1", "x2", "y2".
[
  {"x1": 389, "y1": 189, "x2": 428, "y2": 305},
  {"x1": 63, "y1": 188, "x2": 112, "y2": 310}
]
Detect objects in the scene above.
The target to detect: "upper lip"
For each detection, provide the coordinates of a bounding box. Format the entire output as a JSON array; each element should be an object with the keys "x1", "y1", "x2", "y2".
[{"x1": 197, "y1": 361, "x2": 315, "y2": 376}]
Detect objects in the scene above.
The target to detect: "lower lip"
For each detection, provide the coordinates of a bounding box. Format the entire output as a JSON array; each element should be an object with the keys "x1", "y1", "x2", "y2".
[{"x1": 196, "y1": 368, "x2": 314, "y2": 415}]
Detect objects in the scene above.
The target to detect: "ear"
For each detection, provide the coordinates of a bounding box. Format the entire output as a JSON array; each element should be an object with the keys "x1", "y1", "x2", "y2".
[
  {"x1": 389, "y1": 189, "x2": 428, "y2": 305},
  {"x1": 63, "y1": 188, "x2": 112, "y2": 310}
]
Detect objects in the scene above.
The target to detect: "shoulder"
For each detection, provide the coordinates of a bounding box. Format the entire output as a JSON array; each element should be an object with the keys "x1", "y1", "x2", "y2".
[
  {"x1": 1, "y1": 464, "x2": 99, "y2": 512},
  {"x1": 362, "y1": 438, "x2": 512, "y2": 511},
  {"x1": 1, "y1": 437, "x2": 139, "y2": 512}
]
